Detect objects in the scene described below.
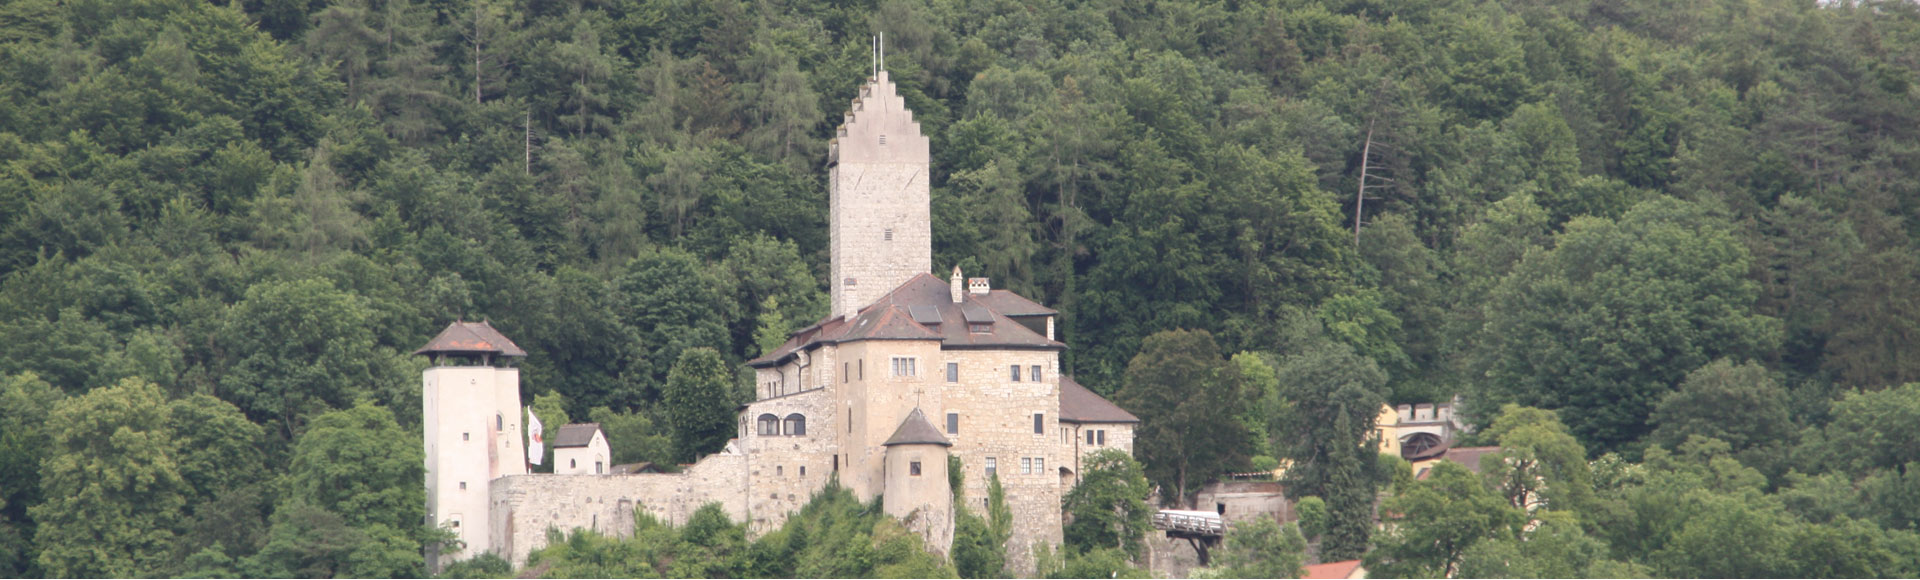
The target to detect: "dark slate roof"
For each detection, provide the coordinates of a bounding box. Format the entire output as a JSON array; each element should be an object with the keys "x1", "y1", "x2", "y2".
[
  {"x1": 1415, "y1": 446, "x2": 1503, "y2": 480},
  {"x1": 553, "y1": 423, "x2": 603, "y2": 448},
  {"x1": 883, "y1": 408, "x2": 952, "y2": 447},
  {"x1": 611, "y1": 462, "x2": 665, "y2": 474},
  {"x1": 1059, "y1": 376, "x2": 1140, "y2": 424},
  {"x1": 971, "y1": 289, "x2": 1057, "y2": 317},
  {"x1": 415, "y1": 320, "x2": 528, "y2": 357},
  {"x1": 748, "y1": 273, "x2": 1064, "y2": 368}
]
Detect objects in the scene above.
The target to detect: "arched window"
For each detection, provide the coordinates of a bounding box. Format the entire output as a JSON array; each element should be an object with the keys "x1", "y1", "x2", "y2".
[
  {"x1": 785, "y1": 414, "x2": 807, "y2": 436},
  {"x1": 757, "y1": 414, "x2": 781, "y2": 436}
]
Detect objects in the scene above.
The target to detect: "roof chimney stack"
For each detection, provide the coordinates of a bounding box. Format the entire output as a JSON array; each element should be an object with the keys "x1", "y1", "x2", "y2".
[
  {"x1": 968, "y1": 278, "x2": 990, "y2": 295},
  {"x1": 950, "y1": 266, "x2": 964, "y2": 304}
]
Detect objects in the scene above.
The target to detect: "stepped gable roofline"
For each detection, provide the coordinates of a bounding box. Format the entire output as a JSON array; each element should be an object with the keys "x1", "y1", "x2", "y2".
[
  {"x1": 971, "y1": 289, "x2": 1057, "y2": 317},
  {"x1": 1059, "y1": 375, "x2": 1140, "y2": 424},
  {"x1": 747, "y1": 273, "x2": 1063, "y2": 368},
  {"x1": 552, "y1": 423, "x2": 603, "y2": 448},
  {"x1": 415, "y1": 320, "x2": 527, "y2": 357},
  {"x1": 882, "y1": 408, "x2": 951, "y2": 447}
]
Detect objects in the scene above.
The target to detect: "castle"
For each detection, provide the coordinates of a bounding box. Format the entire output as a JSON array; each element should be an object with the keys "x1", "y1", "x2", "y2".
[{"x1": 417, "y1": 69, "x2": 1139, "y2": 572}]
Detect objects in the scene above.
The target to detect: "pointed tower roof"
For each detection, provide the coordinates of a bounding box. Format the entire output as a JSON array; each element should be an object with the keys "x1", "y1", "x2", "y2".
[
  {"x1": 415, "y1": 320, "x2": 527, "y2": 357},
  {"x1": 883, "y1": 408, "x2": 952, "y2": 447}
]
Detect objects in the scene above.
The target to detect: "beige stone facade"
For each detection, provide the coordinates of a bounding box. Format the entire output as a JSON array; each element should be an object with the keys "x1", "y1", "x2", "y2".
[{"x1": 424, "y1": 70, "x2": 1139, "y2": 574}]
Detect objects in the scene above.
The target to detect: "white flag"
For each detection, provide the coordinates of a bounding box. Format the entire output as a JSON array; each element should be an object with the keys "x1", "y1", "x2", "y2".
[{"x1": 526, "y1": 406, "x2": 544, "y2": 465}]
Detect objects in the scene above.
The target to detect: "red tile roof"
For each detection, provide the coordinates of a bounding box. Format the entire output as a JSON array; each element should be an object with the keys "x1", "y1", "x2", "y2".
[{"x1": 1303, "y1": 559, "x2": 1365, "y2": 579}]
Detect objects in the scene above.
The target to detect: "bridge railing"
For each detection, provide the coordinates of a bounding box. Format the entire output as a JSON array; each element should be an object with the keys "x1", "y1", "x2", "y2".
[{"x1": 1152, "y1": 510, "x2": 1227, "y2": 537}]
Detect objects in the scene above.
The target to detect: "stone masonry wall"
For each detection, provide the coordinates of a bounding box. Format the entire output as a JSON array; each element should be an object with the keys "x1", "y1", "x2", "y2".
[
  {"x1": 940, "y1": 348, "x2": 1065, "y2": 576},
  {"x1": 740, "y1": 388, "x2": 840, "y2": 534},
  {"x1": 489, "y1": 452, "x2": 748, "y2": 567}
]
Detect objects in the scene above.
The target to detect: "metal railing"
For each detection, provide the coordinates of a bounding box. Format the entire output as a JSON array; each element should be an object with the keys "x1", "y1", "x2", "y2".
[{"x1": 1152, "y1": 510, "x2": 1227, "y2": 536}]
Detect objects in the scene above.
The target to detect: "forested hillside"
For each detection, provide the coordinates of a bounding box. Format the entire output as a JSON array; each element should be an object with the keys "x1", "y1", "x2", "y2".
[{"x1": 2, "y1": 0, "x2": 1920, "y2": 576}]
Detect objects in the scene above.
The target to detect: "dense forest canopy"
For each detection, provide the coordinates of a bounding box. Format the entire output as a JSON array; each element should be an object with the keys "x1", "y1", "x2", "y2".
[{"x1": 2, "y1": 0, "x2": 1920, "y2": 576}]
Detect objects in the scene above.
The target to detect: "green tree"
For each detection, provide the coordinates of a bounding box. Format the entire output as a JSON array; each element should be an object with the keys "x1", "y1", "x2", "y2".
[
  {"x1": 1211, "y1": 518, "x2": 1307, "y2": 579},
  {"x1": 1061, "y1": 449, "x2": 1153, "y2": 560},
  {"x1": 587, "y1": 405, "x2": 673, "y2": 466},
  {"x1": 30, "y1": 377, "x2": 189, "y2": 578},
  {"x1": 1366, "y1": 461, "x2": 1524, "y2": 578},
  {"x1": 1480, "y1": 405, "x2": 1595, "y2": 517},
  {"x1": 251, "y1": 401, "x2": 427, "y2": 578},
  {"x1": 0, "y1": 372, "x2": 60, "y2": 576},
  {"x1": 1473, "y1": 197, "x2": 1781, "y2": 452},
  {"x1": 1816, "y1": 382, "x2": 1920, "y2": 475},
  {"x1": 1650, "y1": 360, "x2": 1795, "y2": 469},
  {"x1": 1115, "y1": 329, "x2": 1251, "y2": 502},
  {"x1": 219, "y1": 278, "x2": 395, "y2": 438},
  {"x1": 616, "y1": 247, "x2": 735, "y2": 400},
  {"x1": 1276, "y1": 334, "x2": 1388, "y2": 561},
  {"x1": 1456, "y1": 518, "x2": 1641, "y2": 579},
  {"x1": 661, "y1": 347, "x2": 737, "y2": 463}
]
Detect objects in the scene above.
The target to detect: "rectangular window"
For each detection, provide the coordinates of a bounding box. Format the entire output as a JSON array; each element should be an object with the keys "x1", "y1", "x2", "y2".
[
  {"x1": 1088, "y1": 430, "x2": 1097, "y2": 445},
  {"x1": 1031, "y1": 365, "x2": 1042, "y2": 382},
  {"x1": 892, "y1": 357, "x2": 917, "y2": 377},
  {"x1": 1022, "y1": 457, "x2": 1032, "y2": 474},
  {"x1": 1010, "y1": 365, "x2": 1021, "y2": 382},
  {"x1": 947, "y1": 413, "x2": 960, "y2": 434},
  {"x1": 985, "y1": 457, "x2": 996, "y2": 478},
  {"x1": 1036, "y1": 457, "x2": 1045, "y2": 472},
  {"x1": 843, "y1": 362, "x2": 848, "y2": 383},
  {"x1": 459, "y1": 481, "x2": 467, "y2": 490},
  {"x1": 946, "y1": 362, "x2": 959, "y2": 383},
  {"x1": 1098, "y1": 430, "x2": 1107, "y2": 446},
  {"x1": 595, "y1": 461, "x2": 603, "y2": 474},
  {"x1": 859, "y1": 359, "x2": 864, "y2": 380},
  {"x1": 1034, "y1": 413, "x2": 1044, "y2": 434},
  {"x1": 801, "y1": 466, "x2": 807, "y2": 476},
  {"x1": 462, "y1": 432, "x2": 469, "y2": 441},
  {"x1": 910, "y1": 461, "x2": 922, "y2": 476}
]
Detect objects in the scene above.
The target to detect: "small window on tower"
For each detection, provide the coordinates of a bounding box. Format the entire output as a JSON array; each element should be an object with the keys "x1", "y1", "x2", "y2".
[
  {"x1": 1034, "y1": 413, "x2": 1044, "y2": 434},
  {"x1": 459, "y1": 481, "x2": 467, "y2": 490},
  {"x1": 946, "y1": 362, "x2": 959, "y2": 383},
  {"x1": 947, "y1": 413, "x2": 960, "y2": 434},
  {"x1": 462, "y1": 432, "x2": 469, "y2": 441},
  {"x1": 1031, "y1": 365, "x2": 1042, "y2": 382},
  {"x1": 497, "y1": 414, "x2": 504, "y2": 431},
  {"x1": 1010, "y1": 365, "x2": 1021, "y2": 382},
  {"x1": 884, "y1": 228, "x2": 893, "y2": 241},
  {"x1": 879, "y1": 134, "x2": 888, "y2": 145},
  {"x1": 910, "y1": 461, "x2": 922, "y2": 476}
]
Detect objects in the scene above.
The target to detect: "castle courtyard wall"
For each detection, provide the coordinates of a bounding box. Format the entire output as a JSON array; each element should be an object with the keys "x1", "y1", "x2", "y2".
[{"x1": 488, "y1": 453, "x2": 748, "y2": 567}]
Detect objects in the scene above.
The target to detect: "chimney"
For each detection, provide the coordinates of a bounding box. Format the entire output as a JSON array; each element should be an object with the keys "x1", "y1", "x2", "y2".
[
  {"x1": 950, "y1": 266, "x2": 964, "y2": 304},
  {"x1": 967, "y1": 278, "x2": 990, "y2": 295}
]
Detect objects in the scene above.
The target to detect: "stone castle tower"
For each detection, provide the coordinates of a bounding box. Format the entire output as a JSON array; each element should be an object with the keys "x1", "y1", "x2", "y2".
[
  {"x1": 417, "y1": 321, "x2": 528, "y2": 570},
  {"x1": 829, "y1": 70, "x2": 931, "y2": 320}
]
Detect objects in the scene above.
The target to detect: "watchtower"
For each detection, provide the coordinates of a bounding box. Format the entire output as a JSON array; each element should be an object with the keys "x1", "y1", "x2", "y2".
[
  {"x1": 828, "y1": 69, "x2": 931, "y2": 320},
  {"x1": 418, "y1": 320, "x2": 528, "y2": 571}
]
